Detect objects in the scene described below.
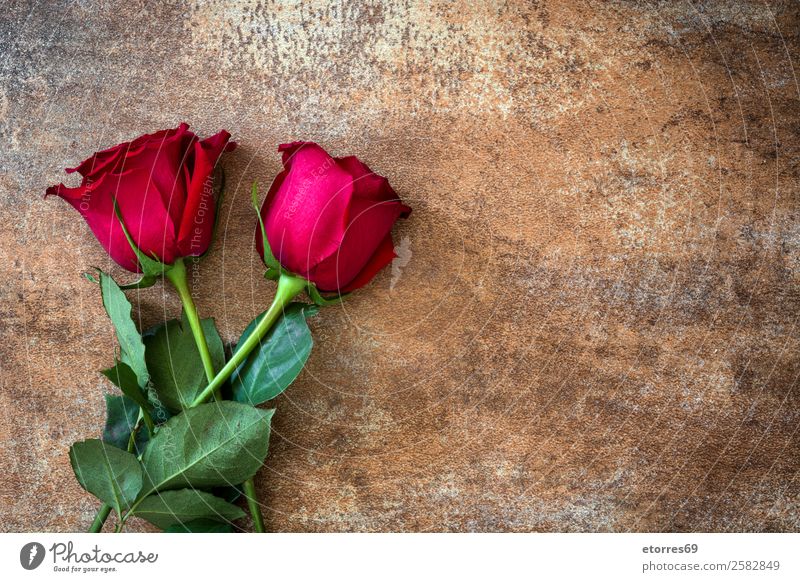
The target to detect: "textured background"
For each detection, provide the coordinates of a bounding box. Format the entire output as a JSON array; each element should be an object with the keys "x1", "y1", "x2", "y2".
[{"x1": 1, "y1": 0, "x2": 799, "y2": 532}]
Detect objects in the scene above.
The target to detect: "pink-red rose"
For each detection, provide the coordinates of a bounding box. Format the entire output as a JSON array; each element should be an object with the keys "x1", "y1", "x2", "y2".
[
  {"x1": 257, "y1": 142, "x2": 411, "y2": 293},
  {"x1": 46, "y1": 123, "x2": 235, "y2": 272}
]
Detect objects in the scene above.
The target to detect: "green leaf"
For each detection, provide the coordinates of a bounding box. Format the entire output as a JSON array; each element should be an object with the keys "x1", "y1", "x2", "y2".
[
  {"x1": 132, "y1": 489, "x2": 245, "y2": 530},
  {"x1": 213, "y1": 484, "x2": 243, "y2": 504},
  {"x1": 140, "y1": 401, "x2": 274, "y2": 495},
  {"x1": 231, "y1": 303, "x2": 316, "y2": 406},
  {"x1": 144, "y1": 313, "x2": 224, "y2": 412},
  {"x1": 102, "y1": 361, "x2": 149, "y2": 410},
  {"x1": 98, "y1": 270, "x2": 149, "y2": 387},
  {"x1": 203, "y1": 316, "x2": 225, "y2": 369},
  {"x1": 69, "y1": 439, "x2": 143, "y2": 518},
  {"x1": 102, "y1": 394, "x2": 148, "y2": 453},
  {"x1": 164, "y1": 519, "x2": 235, "y2": 533},
  {"x1": 143, "y1": 386, "x2": 173, "y2": 427},
  {"x1": 102, "y1": 394, "x2": 139, "y2": 450}
]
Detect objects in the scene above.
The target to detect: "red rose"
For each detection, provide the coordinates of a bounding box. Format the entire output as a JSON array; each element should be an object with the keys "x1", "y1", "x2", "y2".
[
  {"x1": 257, "y1": 142, "x2": 411, "y2": 293},
  {"x1": 46, "y1": 123, "x2": 235, "y2": 272}
]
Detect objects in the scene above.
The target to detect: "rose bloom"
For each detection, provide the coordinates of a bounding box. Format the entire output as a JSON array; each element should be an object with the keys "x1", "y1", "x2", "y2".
[
  {"x1": 46, "y1": 123, "x2": 235, "y2": 271},
  {"x1": 257, "y1": 142, "x2": 411, "y2": 293}
]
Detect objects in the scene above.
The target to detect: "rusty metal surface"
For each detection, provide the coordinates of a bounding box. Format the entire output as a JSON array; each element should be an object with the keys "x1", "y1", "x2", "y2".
[{"x1": 1, "y1": 0, "x2": 799, "y2": 532}]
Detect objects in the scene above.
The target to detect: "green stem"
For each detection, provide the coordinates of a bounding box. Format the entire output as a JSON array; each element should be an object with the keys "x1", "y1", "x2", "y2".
[
  {"x1": 117, "y1": 271, "x2": 306, "y2": 533},
  {"x1": 242, "y1": 479, "x2": 266, "y2": 533},
  {"x1": 165, "y1": 258, "x2": 219, "y2": 397},
  {"x1": 89, "y1": 504, "x2": 112, "y2": 533},
  {"x1": 166, "y1": 258, "x2": 273, "y2": 530},
  {"x1": 115, "y1": 258, "x2": 227, "y2": 533},
  {"x1": 170, "y1": 264, "x2": 304, "y2": 534},
  {"x1": 188, "y1": 272, "x2": 305, "y2": 534},
  {"x1": 190, "y1": 273, "x2": 307, "y2": 407},
  {"x1": 192, "y1": 274, "x2": 308, "y2": 533}
]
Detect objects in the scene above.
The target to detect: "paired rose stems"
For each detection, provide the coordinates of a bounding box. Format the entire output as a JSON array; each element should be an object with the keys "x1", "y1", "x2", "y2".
[{"x1": 89, "y1": 262, "x2": 307, "y2": 533}]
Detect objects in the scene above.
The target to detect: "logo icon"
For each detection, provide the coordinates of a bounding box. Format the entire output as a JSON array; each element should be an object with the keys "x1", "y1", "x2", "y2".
[{"x1": 20, "y1": 542, "x2": 45, "y2": 570}]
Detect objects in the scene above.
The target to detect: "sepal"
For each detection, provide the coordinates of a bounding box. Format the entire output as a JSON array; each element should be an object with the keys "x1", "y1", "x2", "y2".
[
  {"x1": 83, "y1": 270, "x2": 157, "y2": 290},
  {"x1": 307, "y1": 282, "x2": 349, "y2": 306},
  {"x1": 118, "y1": 275, "x2": 159, "y2": 290},
  {"x1": 112, "y1": 198, "x2": 171, "y2": 277},
  {"x1": 251, "y1": 181, "x2": 282, "y2": 272}
]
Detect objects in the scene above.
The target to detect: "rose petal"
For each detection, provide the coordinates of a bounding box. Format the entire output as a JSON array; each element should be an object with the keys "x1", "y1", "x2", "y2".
[
  {"x1": 336, "y1": 233, "x2": 398, "y2": 293},
  {"x1": 67, "y1": 124, "x2": 190, "y2": 179},
  {"x1": 49, "y1": 167, "x2": 178, "y2": 272},
  {"x1": 176, "y1": 129, "x2": 234, "y2": 257},
  {"x1": 66, "y1": 143, "x2": 125, "y2": 178},
  {"x1": 265, "y1": 142, "x2": 354, "y2": 276},
  {"x1": 308, "y1": 197, "x2": 407, "y2": 291},
  {"x1": 134, "y1": 125, "x2": 196, "y2": 230},
  {"x1": 335, "y1": 155, "x2": 394, "y2": 201}
]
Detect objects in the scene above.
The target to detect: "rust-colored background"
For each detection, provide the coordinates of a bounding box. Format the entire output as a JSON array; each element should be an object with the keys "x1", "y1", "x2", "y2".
[{"x1": 1, "y1": 1, "x2": 799, "y2": 532}]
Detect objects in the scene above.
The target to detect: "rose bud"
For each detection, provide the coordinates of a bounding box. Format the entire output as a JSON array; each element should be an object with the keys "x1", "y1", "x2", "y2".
[
  {"x1": 46, "y1": 123, "x2": 236, "y2": 272},
  {"x1": 256, "y1": 142, "x2": 411, "y2": 295}
]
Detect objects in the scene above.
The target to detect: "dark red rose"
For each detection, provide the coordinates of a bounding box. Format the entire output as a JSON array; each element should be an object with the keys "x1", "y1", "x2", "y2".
[
  {"x1": 256, "y1": 142, "x2": 411, "y2": 293},
  {"x1": 46, "y1": 123, "x2": 235, "y2": 272}
]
